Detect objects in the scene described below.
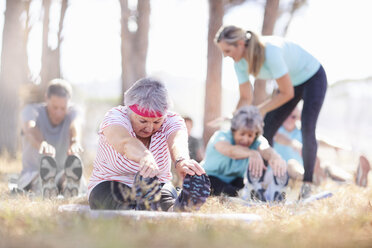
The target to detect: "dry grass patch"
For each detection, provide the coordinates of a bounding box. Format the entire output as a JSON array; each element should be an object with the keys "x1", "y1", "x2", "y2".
[{"x1": 0, "y1": 156, "x2": 372, "y2": 248}]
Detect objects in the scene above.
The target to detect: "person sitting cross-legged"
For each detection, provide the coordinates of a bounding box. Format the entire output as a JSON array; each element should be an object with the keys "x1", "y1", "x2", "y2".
[
  {"x1": 18, "y1": 79, "x2": 85, "y2": 199},
  {"x1": 88, "y1": 77, "x2": 211, "y2": 212},
  {"x1": 203, "y1": 106, "x2": 288, "y2": 202},
  {"x1": 274, "y1": 107, "x2": 371, "y2": 189}
]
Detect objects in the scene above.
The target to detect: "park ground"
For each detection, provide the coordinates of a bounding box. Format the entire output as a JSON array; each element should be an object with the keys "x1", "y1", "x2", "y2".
[{"x1": 0, "y1": 153, "x2": 372, "y2": 248}]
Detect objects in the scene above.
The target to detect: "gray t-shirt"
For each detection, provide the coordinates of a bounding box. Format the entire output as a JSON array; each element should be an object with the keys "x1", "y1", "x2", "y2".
[{"x1": 20, "y1": 103, "x2": 78, "y2": 180}]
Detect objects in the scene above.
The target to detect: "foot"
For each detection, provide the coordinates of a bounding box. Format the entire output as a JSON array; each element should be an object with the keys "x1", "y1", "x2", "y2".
[
  {"x1": 298, "y1": 182, "x2": 312, "y2": 200},
  {"x1": 245, "y1": 169, "x2": 266, "y2": 202},
  {"x1": 174, "y1": 174, "x2": 211, "y2": 212},
  {"x1": 356, "y1": 155, "x2": 370, "y2": 187},
  {"x1": 133, "y1": 173, "x2": 162, "y2": 211},
  {"x1": 62, "y1": 155, "x2": 83, "y2": 198},
  {"x1": 264, "y1": 173, "x2": 288, "y2": 202},
  {"x1": 40, "y1": 156, "x2": 58, "y2": 199}
]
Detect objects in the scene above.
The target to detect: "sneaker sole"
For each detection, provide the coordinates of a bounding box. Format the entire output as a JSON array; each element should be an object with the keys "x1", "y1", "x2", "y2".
[
  {"x1": 270, "y1": 174, "x2": 289, "y2": 202},
  {"x1": 180, "y1": 174, "x2": 211, "y2": 210},
  {"x1": 62, "y1": 155, "x2": 83, "y2": 198},
  {"x1": 133, "y1": 173, "x2": 162, "y2": 210},
  {"x1": 246, "y1": 170, "x2": 266, "y2": 202},
  {"x1": 40, "y1": 156, "x2": 58, "y2": 199}
]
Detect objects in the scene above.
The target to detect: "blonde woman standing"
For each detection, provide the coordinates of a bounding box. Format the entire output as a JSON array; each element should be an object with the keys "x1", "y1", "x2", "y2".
[{"x1": 215, "y1": 25, "x2": 327, "y2": 199}]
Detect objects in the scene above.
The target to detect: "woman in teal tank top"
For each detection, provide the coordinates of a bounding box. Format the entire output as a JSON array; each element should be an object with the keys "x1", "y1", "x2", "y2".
[
  {"x1": 215, "y1": 25, "x2": 328, "y2": 200},
  {"x1": 203, "y1": 106, "x2": 288, "y2": 202}
]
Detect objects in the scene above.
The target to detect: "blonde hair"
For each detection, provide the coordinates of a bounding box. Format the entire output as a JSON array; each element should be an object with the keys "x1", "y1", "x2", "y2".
[{"x1": 215, "y1": 25, "x2": 265, "y2": 77}]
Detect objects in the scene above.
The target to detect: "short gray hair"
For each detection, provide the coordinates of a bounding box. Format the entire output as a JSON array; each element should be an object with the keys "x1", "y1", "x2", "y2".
[
  {"x1": 231, "y1": 105, "x2": 263, "y2": 136},
  {"x1": 124, "y1": 77, "x2": 171, "y2": 115}
]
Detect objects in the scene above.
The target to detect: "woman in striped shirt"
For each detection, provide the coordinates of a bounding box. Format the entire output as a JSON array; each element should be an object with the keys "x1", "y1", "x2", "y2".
[{"x1": 88, "y1": 77, "x2": 210, "y2": 211}]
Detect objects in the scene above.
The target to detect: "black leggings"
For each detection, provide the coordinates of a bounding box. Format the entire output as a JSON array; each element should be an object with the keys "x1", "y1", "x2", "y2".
[
  {"x1": 209, "y1": 176, "x2": 244, "y2": 197},
  {"x1": 263, "y1": 65, "x2": 327, "y2": 183},
  {"x1": 89, "y1": 181, "x2": 176, "y2": 211}
]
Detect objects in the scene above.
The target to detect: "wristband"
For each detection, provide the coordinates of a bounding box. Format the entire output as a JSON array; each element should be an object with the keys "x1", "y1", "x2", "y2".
[{"x1": 174, "y1": 157, "x2": 186, "y2": 168}]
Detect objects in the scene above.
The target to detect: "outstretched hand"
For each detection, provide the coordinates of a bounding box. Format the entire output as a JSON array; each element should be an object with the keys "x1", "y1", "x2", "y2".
[
  {"x1": 68, "y1": 142, "x2": 84, "y2": 155},
  {"x1": 248, "y1": 150, "x2": 267, "y2": 178},
  {"x1": 175, "y1": 159, "x2": 205, "y2": 180},
  {"x1": 39, "y1": 141, "x2": 56, "y2": 157},
  {"x1": 269, "y1": 156, "x2": 287, "y2": 177},
  {"x1": 139, "y1": 152, "x2": 159, "y2": 178}
]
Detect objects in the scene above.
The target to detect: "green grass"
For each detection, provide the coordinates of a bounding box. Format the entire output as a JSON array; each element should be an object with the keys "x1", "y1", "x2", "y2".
[{"x1": 1, "y1": 155, "x2": 372, "y2": 248}]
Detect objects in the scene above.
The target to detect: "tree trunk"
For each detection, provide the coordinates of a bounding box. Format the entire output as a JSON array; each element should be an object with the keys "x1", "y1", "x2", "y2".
[
  {"x1": 203, "y1": 0, "x2": 224, "y2": 146},
  {"x1": 262, "y1": 0, "x2": 279, "y2": 36},
  {"x1": 253, "y1": 0, "x2": 280, "y2": 106},
  {"x1": 120, "y1": 0, "x2": 150, "y2": 103},
  {"x1": 40, "y1": 0, "x2": 67, "y2": 100},
  {"x1": 0, "y1": 0, "x2": 30, "y2": 156}
]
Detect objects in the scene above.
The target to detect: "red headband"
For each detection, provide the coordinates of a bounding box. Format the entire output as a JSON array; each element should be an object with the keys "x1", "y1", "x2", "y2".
[{"x1": 129, "y1": 104, "x2": 164, "y2": 118}]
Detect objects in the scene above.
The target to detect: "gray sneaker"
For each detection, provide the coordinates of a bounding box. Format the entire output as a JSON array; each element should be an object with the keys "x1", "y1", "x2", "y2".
[
  {"x1": 62, "y1": 155, "x2": 83, "y2": 198},
  {"x1": 265, "y1": 173, "x2": 289, "y2": 202},
  {"x1": 40, "y1": 156, "x2": 58, "y2": 199},
  {"x1": 133, "y1": 173, "x2": 162, "y2": 211},
  {"x1": 298, "y1": 182, "x2": 312, "y2": 200},
  {"x1": 245, "y1": 169, "x2": 266, "y2": 202},
  {"x1": 173, "y1": 174, "x2": 211, "y2": 212}
]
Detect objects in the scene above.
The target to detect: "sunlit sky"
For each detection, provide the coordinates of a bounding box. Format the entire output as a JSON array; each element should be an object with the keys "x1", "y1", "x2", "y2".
[
  {"x1": 1, "y1": 0, "x2": 371, "y2": 140},
  {"x1": 7, "y1": 0, "x2": 371, "y2": 91}
]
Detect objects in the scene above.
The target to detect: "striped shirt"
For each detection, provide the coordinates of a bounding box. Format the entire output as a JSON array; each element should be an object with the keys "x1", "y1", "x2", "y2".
[{"x1": 88, "y1": 105, "x2": 186, "y2": 196}]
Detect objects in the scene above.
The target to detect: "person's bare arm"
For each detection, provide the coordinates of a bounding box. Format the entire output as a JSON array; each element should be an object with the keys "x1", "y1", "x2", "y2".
[
  {"x1": 274, "y1": 132, "x2": 302, "y2": 154},
  {"x1": 258, "y1": 136, "x2": 287, "y2": 177},
  {"x1": 236, "y1": 81, "x2": 253, "y2": 110},
  {"x1": 103, "y1": 125, "x2": 159, "y2": 178},
  {"x1": 68, "y1": 119, "x2": 84, "y2": 155},
  {"x1": 215, "y1": 140, "x2": 266, "y2": 178},
  {"x1": 22, "y1": 120, "x2": 55, "y2": 156},
  {"x1": 258, "y1": 73, "x2": 294, "y2": 116},
  {"x1": 168, "y1": 130, "x2": 205, "y2": 179},
  {"x1": 214, "y1": 140, "x2": 254, "y2": 159}
]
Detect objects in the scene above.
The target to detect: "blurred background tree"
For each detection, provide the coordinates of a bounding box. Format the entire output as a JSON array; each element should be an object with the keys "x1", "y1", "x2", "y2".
[
  {"x1": 0, "y1": 0, "x2": 31, "y2": 157},
  {"x1": 0, "y1": 0, "x2": 370, "y2": 163},
  {"x1": 39, "y1": 0, "x2": 67, "y2": 100},
  {"x1": 120, "y1": 0, "x2": 150, "y2": 102}
]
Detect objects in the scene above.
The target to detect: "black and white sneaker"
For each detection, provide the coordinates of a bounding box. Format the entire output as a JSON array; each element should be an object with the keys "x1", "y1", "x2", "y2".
[
  {"x1": 62, "y1": 155, "x2": 83, "y2": 198},
  {"x1": 298, "y1": 182, "x2": 312, "y2": 201},
  {"x1": 265, "y1": 173, "x2": 289, "y2": 202},
  {"x1": 40, "y1": 156, "x2": 58, "y2": 199},
  {"x1": 245, "y1": 169, "x2": 266, "y2": 202},
  {"x1": 174, "y1": 174, "x2": 211, "y2": 212},
  {"x1": 133, "y1": 173, "x2": 162, "y2": 211}
]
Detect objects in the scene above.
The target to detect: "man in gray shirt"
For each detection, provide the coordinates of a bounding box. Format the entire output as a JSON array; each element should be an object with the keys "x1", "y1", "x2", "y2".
[{"x1": 18, "y1": 79, "x2": 84, "y2": 198}]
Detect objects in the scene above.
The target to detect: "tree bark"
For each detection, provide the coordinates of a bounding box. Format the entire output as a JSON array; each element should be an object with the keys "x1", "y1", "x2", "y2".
[
  {"x1": 120, "y1": 0, "x2": 150, "y2": 103},
  {"x1": 253, "y1": 0, "x2": 280, "y2": 106},
  {"x1": 262, "y1": 0, "x2": 279, "y2": 35},
  {"x1": 203, "y1": 0, "x2": 224, "y2": 146},
  {"x1": 0, "y1": 0, "x2": 30, "y2": 156},
  {"x1": 40, "y1": 0, "x2": 67, "y2": 99}
]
